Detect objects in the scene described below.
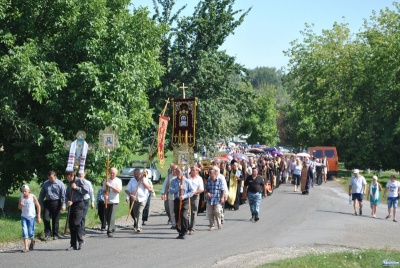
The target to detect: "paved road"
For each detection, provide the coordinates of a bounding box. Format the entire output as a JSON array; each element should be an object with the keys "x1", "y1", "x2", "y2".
[{"x1": 2, "y1": 180, "x2": 400, "y2": 267}]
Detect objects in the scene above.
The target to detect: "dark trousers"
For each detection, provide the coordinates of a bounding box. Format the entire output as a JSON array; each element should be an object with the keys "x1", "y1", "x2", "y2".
[
  {"x1": 189, "y1": 195, "x2": 199, "y2": 230},
  {"x1": 142, "y1": 196, "x2": 151, "y2": 222},
  {"x1": 43, "y1": 200, "x2": 61, "y2": 237},
  {"x1": 69, "y1": 201, "x2": 84, "y2": 248},
  {"x1": 97, "y1": 201, "x2": 106, "y2": 229},
  {"x1": 164, "y1": 200, "x2": 171, "y2": 222},
  {"x1": 81, "y1": 199, "x2": 89, "y2": 235},
  {"x1": 129, "y1": 200, "x2": 136, "y2": 227},
  {"x1": 276, "y1": 173, "x2": 281, "y2": 188},
  {"x1": 104, "y1": 203, "x2": 118, "y2": 234},
  {"x1": 174, "y1": 198, "x2": 189, "y2": 236}
]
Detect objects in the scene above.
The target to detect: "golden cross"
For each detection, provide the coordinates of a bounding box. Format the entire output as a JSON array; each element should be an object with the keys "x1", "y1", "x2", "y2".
[
  {"x1": 161, "y1": 98, "x2": 170, "y2": 116},
  {"x1": 179, "y1": 83, "x2": 188, "y2": 98}
]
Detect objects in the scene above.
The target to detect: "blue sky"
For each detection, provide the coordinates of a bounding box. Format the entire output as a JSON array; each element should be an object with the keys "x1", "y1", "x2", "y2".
[{"x1": 133, "y1": 0, "x2": 396, "y2": 69}]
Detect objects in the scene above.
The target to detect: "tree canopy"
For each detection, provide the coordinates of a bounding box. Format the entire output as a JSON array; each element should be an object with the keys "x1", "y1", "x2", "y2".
[
  {"x1": 282, "y1": 2, "x2": 400, "y2": 170},
  {"x1": 0, "y1": 0, "x2": 165, "y2": 194},
  {"x1": 0, "y1": 0, "x2": 283, "y2": 195}
]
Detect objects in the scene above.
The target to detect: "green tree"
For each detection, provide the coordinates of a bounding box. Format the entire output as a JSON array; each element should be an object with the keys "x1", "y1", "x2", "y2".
[
  {"x1": 238, "y1": 84, "x2": 279, "y2": 146},
  {"x1": 149, "y1": 0, "x2": 252, "y2": 148},
  {"x1": 247, "y1": 67, "x2": 288, "y2": 144},
  {"x1": 283, "y1": 2, "x2": 400, "y2": 170},
  {"x1": 283, "y1": 22, "x2": 366, "y2": 166},
  {"x1": 0, "y1": 0, "x2": 165, "y2": 194}
]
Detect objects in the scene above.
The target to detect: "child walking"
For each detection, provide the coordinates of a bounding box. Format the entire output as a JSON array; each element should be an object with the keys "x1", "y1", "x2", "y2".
[{"x1": 18, "y1": 185, "x2": 41, "y2": 252}]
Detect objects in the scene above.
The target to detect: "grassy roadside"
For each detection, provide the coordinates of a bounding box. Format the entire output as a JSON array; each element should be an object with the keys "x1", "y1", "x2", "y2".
[
  {"x1": 0, "y1": 151, "x2": 174, "y2": 245},
  {"x1": 259, "y1": 249, "x2": 400, "y2": 268}
]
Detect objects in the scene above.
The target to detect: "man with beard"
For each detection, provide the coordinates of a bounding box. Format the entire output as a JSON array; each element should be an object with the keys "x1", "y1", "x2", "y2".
[{"x1": 225, "y1": 160, "x2": 242, "y2": 210}]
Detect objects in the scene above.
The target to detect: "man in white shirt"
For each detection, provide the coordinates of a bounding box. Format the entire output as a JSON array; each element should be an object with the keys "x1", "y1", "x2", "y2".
[
  {"x1": 383, "y1": 174, "x2": 400, "y2": 222},
  {"x1": 125, "y1": 169, "x2": 152, "y2": 232},
  {"x1": 348, "y1": 169, "x2": 367, "y2": 216},
  {"x1": 102, "y1": 167, "x2": 122, "y2": 238},
  {"x1": 187, "y1": 166, "x2": 204, "y2": 235}
]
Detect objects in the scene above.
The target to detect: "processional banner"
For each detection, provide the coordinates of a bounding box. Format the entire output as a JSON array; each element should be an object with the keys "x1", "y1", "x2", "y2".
[
  {"x1": 171, "y1": 98, "x2": 196, "y2": 148},
  {"x1": 158, "y1": 115, "x2": 169, "y2": 165}
]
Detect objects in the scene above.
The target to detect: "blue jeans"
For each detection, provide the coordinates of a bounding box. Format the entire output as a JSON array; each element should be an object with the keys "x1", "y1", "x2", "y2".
[
  {"x1": 388, "y1": 197, "x2": 398, "y2": 208},
  {"x1": 21, "y1": 216, "x2": 36, "y2": 239},
  {"x1": 247, "y1": 192, "x2": 262, "y2": 214}
]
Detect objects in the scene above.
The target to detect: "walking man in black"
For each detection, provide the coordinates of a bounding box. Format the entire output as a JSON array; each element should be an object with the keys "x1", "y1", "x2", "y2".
[
  {"x1": 65, "y1": 171, "x2": 89, "y2": 250},
  {"x1": 39, "y1": 171, "x2": 66, "y2": 240}
]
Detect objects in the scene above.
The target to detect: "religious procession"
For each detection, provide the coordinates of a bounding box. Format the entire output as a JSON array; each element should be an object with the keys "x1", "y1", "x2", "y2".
[{"x1": 15, "y1": 84, "x2": 334, "y2": 253}]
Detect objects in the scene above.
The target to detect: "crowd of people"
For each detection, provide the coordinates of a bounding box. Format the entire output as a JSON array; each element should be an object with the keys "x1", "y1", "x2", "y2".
[{"x1": 16, "y1": 152, "x2": 400, "y2": 252}]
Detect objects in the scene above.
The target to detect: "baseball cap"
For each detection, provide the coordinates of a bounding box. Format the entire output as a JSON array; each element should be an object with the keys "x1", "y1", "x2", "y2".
[{"x1": 20, "y1": 185, "x2": 30, "y2": 192}]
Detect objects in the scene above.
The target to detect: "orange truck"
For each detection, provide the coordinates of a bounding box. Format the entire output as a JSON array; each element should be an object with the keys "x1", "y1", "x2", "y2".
[{"x1": 309, "y1": 146, "x2": 339, "y2": 176}]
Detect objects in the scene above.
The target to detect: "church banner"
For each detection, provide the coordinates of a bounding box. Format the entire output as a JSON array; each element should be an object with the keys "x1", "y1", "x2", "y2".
[
  {"x1": 171, "y1": 98, "x2": 196, "y2": 148},
  {"x1": 158, "y1": 115, "x2": 169, "y2": 165}
]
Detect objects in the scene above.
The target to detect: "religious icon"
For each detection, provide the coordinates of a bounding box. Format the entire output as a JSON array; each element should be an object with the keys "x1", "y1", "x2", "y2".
[
  {"x1": 235, "y1": 170, "x2": 241, "y2": 178},
  {"x1": 104, "y1": 135, "x2": 113, "y2": 146},
  {"x1": 180, "y1": 115, "x2": 187, "y2": 127},
  {"x1": 99, "y1": 127, "x2": 118, "y2": 151},
  {"x1": 178, "y1": 151, "x2": 189, "y2": 165}
]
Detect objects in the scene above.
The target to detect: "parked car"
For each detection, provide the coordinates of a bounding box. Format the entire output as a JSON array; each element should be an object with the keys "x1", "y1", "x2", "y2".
[{"x1": 119, "y1": 160, "x2": 162, "y2": 184}]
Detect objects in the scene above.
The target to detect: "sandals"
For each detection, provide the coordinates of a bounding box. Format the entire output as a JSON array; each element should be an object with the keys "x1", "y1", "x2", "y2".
[
  {"x1": 354, "y1": 212, "x2": 358, "y2": 216},
  {"x1": 21, "y1": 249, "x2": 29, "y2": 253},
  {"x1": 29, "y1": 239, "x2": 35, "y2": 251},
  {"x1": 386, "y1": 215, "x2": 391, "y2": 219},
  {"x1": 394, "y1": 219, "x2": 398, "y2": 222}
]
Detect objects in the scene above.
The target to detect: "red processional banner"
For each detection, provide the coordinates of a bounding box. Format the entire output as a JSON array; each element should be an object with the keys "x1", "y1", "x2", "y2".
[
  {"x1": 158, "y1": 115, "x2": 169, "y2": 165},
  {"x1": 171, "y1": 98, "x2": 196, "y2": 148}
]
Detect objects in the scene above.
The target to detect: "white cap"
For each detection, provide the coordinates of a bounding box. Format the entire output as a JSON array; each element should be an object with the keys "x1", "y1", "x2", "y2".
[
  {"x1": 353, "y1": 169, "x2": 360, "y2": 174},
  {"x1": 20, "y1": 185, "x2": 30, "y2": 192}
]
